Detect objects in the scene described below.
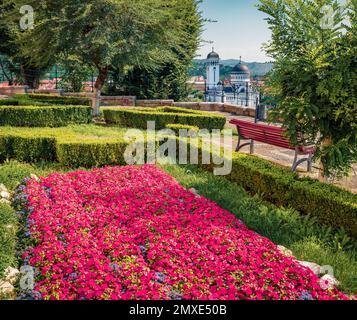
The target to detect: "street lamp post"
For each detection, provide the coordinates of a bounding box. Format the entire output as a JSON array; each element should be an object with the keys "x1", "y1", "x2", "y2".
[
  {"x1": 55, "y1": 64, "x2": 58, "y2": 90},
  {"x1": 245, "y1": 82, "x2": 249, "y2": 107}
]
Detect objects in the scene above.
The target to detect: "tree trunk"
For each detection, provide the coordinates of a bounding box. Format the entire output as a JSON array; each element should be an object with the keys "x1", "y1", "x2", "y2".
[
  {"x1": 93, "y1": 67, "x2": 108, "y2": 117},
  {"x1": 0, "y1": 61, "x2": 13, "y2": 85},
  {"x1": 319, "y1": 136, "x2": 332, "y2": 180},
  {"x1": 20, "y1": 64, "x2": 42, "y2": 89}
]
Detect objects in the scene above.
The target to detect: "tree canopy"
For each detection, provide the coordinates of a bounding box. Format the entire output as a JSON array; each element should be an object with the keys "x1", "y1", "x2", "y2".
[
  {"x1": 258, "y1": 0, "x2": 357, "y2": 178},
  {"x1": 105, "y1": 0, "x2": 202, "y2": 101},
  {"x1": 0, "y1": 0, "x2": 49, "y2": 87},
  {"x1": 5, "y1": 0, "x2": 201, "y2": 113}
]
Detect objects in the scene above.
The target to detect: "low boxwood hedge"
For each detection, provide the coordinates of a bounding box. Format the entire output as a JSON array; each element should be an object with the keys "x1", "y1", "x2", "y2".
[
  {"x1": 0, "y1": 135, "x2": 56, "y2": 163},
  {"x1": 165, "y1": 124, "x2": 199, "y2": 134},
  {"x1": 0, "y1": 99, "x2": 20, "y2": 106},
  {"x1": 0, "y1": 127, "x2": 129, "y2": 168},
  {"x1": 56, "y1": 139, "x2": 128, "y2": 168},
  {"x1": 24, "y1": 94, "x2": 92, "y2": 106},
  {"x1": 103, "y1": 107, "x2": 226, "y2": 131},
  {"x1": 0, "y1": 105, "x2": 92, "y2": 127},
  {"x1": 195, "y1": 150, "x2": 357, "y2": 238},
  {"x1": 0, "y1": 98, "x2": 50, "y2": 106},
  {"x1": 0, "y1": 126, "x2": 355, "y2": 237}
]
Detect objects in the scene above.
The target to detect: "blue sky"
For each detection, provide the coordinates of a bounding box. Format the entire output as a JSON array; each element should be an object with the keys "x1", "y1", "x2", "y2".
[{"x1": 197, "y1": 0, "x2": 272, "y2": 62}]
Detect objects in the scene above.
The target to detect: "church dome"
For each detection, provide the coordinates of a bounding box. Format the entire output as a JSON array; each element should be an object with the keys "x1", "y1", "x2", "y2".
[
  {"x1": 232, "y1": 63, "x2": 250, "y2": 73},
  {"x1": 207, "y1": 51, "x2": 219, "y2": 60}
]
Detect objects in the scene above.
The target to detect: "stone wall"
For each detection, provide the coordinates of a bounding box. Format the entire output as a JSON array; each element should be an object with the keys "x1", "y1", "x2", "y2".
[
  {"x1": 136, "y1": 100, "x2": 256, "y2": 118},
  {"x1": 100, "y1": 96, "x2": 136, "y2": 107},
  {"x1": 0, "y1": 86, "x2": 28, "y2": 97},
  {"x1": 172, "y1": 102, "x2": 256, "y2": 118},
  {"x1": 30, "y1": 89, "x2": 62, "y2": 96},
  {"x1": 136, "y1": 100, "x2": 174, "y2": 107},
  {"x1": 0, "y1": 88, "x2": 256, "y2": 118}
]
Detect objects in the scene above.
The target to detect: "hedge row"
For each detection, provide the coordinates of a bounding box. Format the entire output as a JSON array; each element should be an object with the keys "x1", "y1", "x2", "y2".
[
  {"x1": 0, "y1": 98, "x2": 20, "y2": 106},
  {"x1": 233, "y1": 154, "x2": 357, "y2": 237},
  {"x1": 25, "y1": 94, "x2": 92, "y2": 106},
  {"x1": 0, "y1": 98, "x2": 50, "y2": 106},
  {"x1": 0, "y1": 106, "x2": 92, "y2": 127},
  {"x1": 166, "y1": 124, "x2": 199, "y2": 135},
  {"x1": 195, "y1": 150, "x2": 357, "y2": 238},
  {"x1": 0, "y1": 129, "x2": 129, "y2": 168},
  {"x1": 0, "y1": 135, "x2": 57, "y2": 163},
  {"x1": 103, "y1": 107, "x2": 226, "y2": 131},
  {"x1": 56, "y1": 140, "x2": 128, "y2": 168},
  {"x1": 0, "y1": 128, "x2": 355, "y2": 237}
]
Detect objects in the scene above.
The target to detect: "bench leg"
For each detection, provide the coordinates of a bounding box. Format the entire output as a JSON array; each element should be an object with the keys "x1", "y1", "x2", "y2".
[
  {"x1": 293, "y1": 148, "x2": 298, "y2": 168},
  {"x1": 292, "y1": 147, "x2": 314, "y2": 172},
  {"x1": 235, "y1": 126, "x2": 253, "y2": 153},
  {"x1": 292, "y1": 157, "x2": 312, "y2": 172},
  {"x1": 307, "y1": 153, "x2": 313, "y2": 172},
  {"x1": 236, "y1": 141, "x2": 252, "y2": 152},
  {"x1": 250, "y1": 140, "x2": 255, "y2": 154}
]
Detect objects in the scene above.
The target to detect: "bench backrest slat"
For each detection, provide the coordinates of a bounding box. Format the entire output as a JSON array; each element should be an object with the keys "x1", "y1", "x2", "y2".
[{"x1": 230, "y1": 119, "x2": 294, "y2": 150}]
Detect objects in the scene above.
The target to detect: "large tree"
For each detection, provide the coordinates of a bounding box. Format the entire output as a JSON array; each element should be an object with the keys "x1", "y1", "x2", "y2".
[
  {"x1": 258, "y1": 0, "x2": 357, "y2": 178},
  {"x1": 108, "y1": 0, "x2": 202, "y2": 101},
  {"x1": 9, "y1": 0, "x2": 187, "y2": 114},
  {"x1": 0, "y1": 0, "x2": 49, "y2": 88}
]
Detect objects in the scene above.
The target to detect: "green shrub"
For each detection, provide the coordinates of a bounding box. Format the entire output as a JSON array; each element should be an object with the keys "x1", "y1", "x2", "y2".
[
  {"x1": 0, "y1": 135, "x2": 57, "y2": 163},
  {"x1": 156, "y1": 106, "x2": 202, "y2": 114},
  {"x1": 165, "y1": 124, "x2": 199, "y2": 134},
  {"x1": 24, "y1": 93, "x2": 92, "y2": 106},
  {"x1": 103, "y1": 107, "x2": 226, "y2": 131},
  {"x1": 0, "y1": 106, "x2": 92, "y2": 127},
  {"x1": 0, "y1": 99, "x2": 19, "y2": 106},
  {"x1": 0, "y1": 126, "x2": 130, "y2": 167},
  {"x1": 0, "y1": 125, "x2": 355, "y2": 239},
  {"x1": 0, "y1": 97, "x2": 51, "y2": 107},
  {"x1": 56, "y1": 139, "x2": 128, "y2": 168},
  {"x1": 0, "y1": 203, "x2": 17, "y2": 276},
  {"x1": 197, "y1": 151, "x2": 357, "y2": 237}
]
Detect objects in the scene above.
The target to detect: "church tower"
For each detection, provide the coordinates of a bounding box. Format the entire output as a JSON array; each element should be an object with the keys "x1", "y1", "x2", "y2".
[{"x1": 206, "y1": 48, "x2": 220, "y2": 90}]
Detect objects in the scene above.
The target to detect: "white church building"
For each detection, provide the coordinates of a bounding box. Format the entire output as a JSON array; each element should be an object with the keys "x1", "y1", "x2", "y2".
[{"x1": 204, "y1": 49, "x2": 259, "y2": 107}]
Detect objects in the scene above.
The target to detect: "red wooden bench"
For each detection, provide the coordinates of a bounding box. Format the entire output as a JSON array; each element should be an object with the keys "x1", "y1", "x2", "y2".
[{"x1": 229, "y1": 119, "x2": 315, "y2": 172}]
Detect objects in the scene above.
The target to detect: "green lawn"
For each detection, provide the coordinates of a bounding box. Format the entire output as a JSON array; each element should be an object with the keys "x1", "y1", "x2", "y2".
[{"x1": 0, "y1": 124, "x2": 129, "y2": 142}]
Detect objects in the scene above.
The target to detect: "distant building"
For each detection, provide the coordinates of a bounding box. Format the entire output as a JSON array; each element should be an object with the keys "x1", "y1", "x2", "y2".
[
  {"x1": 187, "y1": 76, "x2": 206, "y2": 91},
  {"x1": 204, "y1": 49, "x2": 259, "y2": 107}
]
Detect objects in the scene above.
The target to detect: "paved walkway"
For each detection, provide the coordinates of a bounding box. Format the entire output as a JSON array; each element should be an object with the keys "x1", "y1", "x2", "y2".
[{"x1": 213, "y1": 111, "x2": 357, "y2": 193}]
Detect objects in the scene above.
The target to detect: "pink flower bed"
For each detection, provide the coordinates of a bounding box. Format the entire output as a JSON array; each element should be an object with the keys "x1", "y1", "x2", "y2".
[{"x1": 21, "y1": 165, "x2": 348, "y2": 300}]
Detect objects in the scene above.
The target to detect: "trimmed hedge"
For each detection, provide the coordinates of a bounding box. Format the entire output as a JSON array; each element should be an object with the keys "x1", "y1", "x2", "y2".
[
  {"x1": 25, "y1": 94, "x2": 92, "y2": 106},
  {"x1": 156, "y1": 106, "x2": 203, "y2": 114},
  {"x1": 0, "y1": 127, "x2": 129, "y2": 168},
  {"x1": 165, "y1": 124, "x2": 199, "y2": 134},
  {"x1": 0, "y1": 98, "x2": 50, "y2": 106},
  {"x1": 0, "y1": 126, "x2": 355, "y2": 237},
  {"x1": 56, "y1": 140, "x2": 128, "y2": 168},
  {"x1": 196, "y1": 150, "x2": 357, "y2": 237},
  {"x1": 0, "y1": 99, "x2": 20, "y2": 106},
  {"x1": 0, "y1": 106, "x2": 92, "y2": 127},
  {"x1": 103, "y1": 107, "x2": 226, "y2": 131},
  {"x1": 0, "y1": 135, "x2": 56, "y2": 163}
]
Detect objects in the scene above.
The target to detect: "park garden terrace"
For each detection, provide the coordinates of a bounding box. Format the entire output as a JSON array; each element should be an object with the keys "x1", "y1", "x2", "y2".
[{"x1": 0, "y1": 93, "x2": 356, "y2": 300}]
